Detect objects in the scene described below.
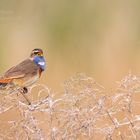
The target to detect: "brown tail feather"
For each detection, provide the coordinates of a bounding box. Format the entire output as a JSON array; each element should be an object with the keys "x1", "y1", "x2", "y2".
[
  {"x1": 0, "y1": 79, "x2": 12, "y2": 87},
  {"x1": 0, "y1": 83, "x2": 8, "y2": 87},
  {"x1": 0, "y1": 79, "x2": 12, "y2": 83}
]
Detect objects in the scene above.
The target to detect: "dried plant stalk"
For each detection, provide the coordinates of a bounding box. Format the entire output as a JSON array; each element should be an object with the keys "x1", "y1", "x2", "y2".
[{"x1": 0, "y1": 73, "x2": 140, "y2": 140}]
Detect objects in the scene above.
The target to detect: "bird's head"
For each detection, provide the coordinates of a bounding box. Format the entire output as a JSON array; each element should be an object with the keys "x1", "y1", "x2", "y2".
[
  {"x1": 30, "y1": 48, "x2": 46, "y2": 71},
  {"x1": 30, "y1": 48, "x2": 44, "y2": 58}
]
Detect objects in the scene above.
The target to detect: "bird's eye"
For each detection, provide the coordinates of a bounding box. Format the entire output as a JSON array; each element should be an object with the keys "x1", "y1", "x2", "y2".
[{"x1": 34, "y1": 52, "x2": 38, "y2": 55}]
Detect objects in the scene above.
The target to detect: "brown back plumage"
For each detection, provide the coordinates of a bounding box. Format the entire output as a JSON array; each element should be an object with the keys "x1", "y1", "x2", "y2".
[
  {"x1": 3, "y1": 59, "x2": 39, "y2": 78},
  {"x1": 0, "y1": 59, "x2": 40, "y2": 86}
]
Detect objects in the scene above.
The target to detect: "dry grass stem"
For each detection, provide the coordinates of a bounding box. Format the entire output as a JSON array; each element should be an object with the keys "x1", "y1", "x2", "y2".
[{"x1": 0, "y1": 73, "x2": 140, "y2": 139}]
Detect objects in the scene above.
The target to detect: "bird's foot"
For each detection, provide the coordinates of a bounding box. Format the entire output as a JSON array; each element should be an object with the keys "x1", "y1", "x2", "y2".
[
  {"x1": 19, "y1": 87, "x2": 31, "y2": 105},
  {"x1": 23, "y1": 87, "x2": 28, "y2": 94}
]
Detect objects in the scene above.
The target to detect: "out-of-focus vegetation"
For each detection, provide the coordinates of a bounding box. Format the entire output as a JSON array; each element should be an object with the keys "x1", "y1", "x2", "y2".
[
  {"x1": 1, "y1": 1, "x2": 140, "y2": 140},
  {"x1": 0, "y1": 0, "x2": 140, "y2": 90},
  {"x1": 1, "y1": 73, "x2": 140, "y2": 139}
]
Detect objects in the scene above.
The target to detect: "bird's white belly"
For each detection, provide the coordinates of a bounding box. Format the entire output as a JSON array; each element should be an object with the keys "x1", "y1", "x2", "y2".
[{"x1": 23, "y1": 75, "x2": 39, "y2": 87}]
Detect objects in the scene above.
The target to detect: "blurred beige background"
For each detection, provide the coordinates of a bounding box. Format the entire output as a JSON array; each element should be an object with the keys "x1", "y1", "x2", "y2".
[{"x1": 0, "y1": 0, "x2": 140, "y2": 90}]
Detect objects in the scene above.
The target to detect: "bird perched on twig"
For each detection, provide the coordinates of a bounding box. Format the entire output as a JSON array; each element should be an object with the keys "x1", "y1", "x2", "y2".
[{"x1": 0, "y1": 48, "x2": 46, "y2": 105}]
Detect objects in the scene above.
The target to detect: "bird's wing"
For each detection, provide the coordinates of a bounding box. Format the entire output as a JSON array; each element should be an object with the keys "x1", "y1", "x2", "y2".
[{"x1": 0, "y1": 59, "x2": 38, "y2": 81}]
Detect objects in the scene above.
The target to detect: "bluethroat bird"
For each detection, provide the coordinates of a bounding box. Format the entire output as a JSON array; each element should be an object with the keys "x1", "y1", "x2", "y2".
[{"x1": 0, "y1": 48, "x2": 46, "y2": 104}]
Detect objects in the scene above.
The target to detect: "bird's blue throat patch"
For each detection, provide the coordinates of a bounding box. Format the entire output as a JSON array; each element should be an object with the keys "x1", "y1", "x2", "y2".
[{"x1": 33, "y1": 56, "x2": 46, "y2": 71}]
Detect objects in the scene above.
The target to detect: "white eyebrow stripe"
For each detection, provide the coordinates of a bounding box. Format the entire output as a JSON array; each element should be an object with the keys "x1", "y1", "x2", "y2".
[{"x1": 38, "y1": 62, "x2": 45, "y2": 66}]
